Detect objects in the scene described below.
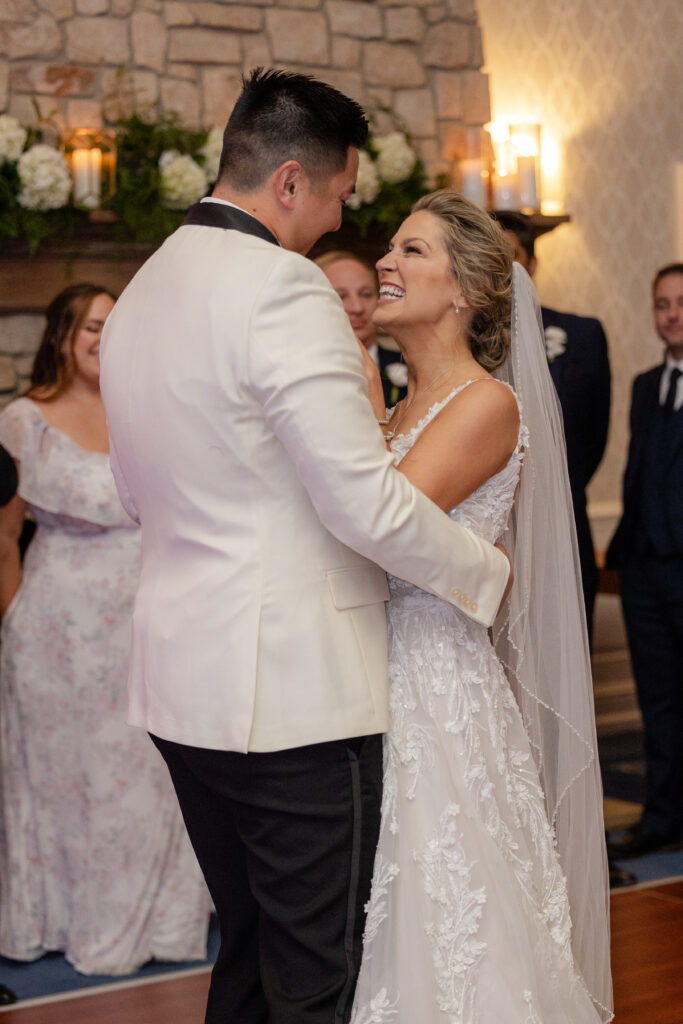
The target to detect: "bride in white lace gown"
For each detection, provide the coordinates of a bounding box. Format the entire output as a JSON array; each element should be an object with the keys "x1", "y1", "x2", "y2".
[{"x1": 351, "y1": 192, "x2": 612, "y2": 1023}]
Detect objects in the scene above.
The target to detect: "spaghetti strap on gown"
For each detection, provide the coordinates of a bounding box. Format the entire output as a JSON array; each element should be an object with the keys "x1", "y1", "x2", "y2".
[
  {"x1": 0, "y1": 398, "x2": 210, "y2": 975},
  {"x1": 351, "y1": 380, "x2": 602, "y2": 1023}
]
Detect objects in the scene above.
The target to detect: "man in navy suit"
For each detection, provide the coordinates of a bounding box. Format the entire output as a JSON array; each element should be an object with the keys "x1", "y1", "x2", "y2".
[
  {"x1": 607, "y1": 263, "x2": 683, "y2": 858},
  {"x1": 496, "y1": 213, "x2": 611, "y2": 640}
]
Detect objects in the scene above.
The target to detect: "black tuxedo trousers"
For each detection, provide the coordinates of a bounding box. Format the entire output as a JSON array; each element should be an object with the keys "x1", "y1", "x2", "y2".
[{"x1": 152, "y1": 733, "x2": 382, "y2": 1024}]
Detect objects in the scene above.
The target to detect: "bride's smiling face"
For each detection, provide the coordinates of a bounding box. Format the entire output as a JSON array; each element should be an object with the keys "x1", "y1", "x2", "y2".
[{"x1": 373, "y1": 210, "x2": 466, "y2": 333}]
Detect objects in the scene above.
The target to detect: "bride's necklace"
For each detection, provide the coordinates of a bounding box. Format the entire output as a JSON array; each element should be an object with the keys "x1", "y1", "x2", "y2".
[{"x1": 382, "y1": 365, "x2": 463, "y2": 442}]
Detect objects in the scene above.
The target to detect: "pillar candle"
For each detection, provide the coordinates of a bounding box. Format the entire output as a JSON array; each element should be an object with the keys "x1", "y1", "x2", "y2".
[
  {"x1": 460, "y1": 158, "x2": 486, "y2": 208},
  {"x1": 517, "y1": 155, "x2": 538, "y2": 212},
  {"x1": 72, "y1": 148, "x2": 102, "y2": 209}
]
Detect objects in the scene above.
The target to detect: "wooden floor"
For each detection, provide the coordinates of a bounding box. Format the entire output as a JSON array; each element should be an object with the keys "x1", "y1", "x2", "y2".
[{"x1": 3, "y1": 881, "x2": 683, "y2": 1023}]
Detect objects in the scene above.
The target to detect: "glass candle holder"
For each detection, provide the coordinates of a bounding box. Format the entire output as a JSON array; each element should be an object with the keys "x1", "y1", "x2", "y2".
[{"x1": 453, "y1": 128, "x2": 492, "y2": 209}]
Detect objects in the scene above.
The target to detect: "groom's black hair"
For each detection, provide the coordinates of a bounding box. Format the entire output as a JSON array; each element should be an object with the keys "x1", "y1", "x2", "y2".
[{"x1": 216, "y1": 67, "x2": 368, "y2": 192}]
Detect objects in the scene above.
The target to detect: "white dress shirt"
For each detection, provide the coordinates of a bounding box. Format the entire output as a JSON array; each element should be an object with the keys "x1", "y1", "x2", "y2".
[{"x1": 659, "y1": 355, "x2": 683, "y2": 412}]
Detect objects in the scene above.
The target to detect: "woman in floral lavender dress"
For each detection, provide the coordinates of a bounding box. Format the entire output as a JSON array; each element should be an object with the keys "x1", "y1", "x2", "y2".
[{"x1": 0, "y1": 284, "x2": 210, "y2": 976}]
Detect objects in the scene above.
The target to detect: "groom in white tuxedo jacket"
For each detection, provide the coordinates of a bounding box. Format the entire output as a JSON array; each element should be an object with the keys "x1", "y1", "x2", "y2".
[{"x1": 100, "y1": 70, "x2": 509, "y2": 1024}]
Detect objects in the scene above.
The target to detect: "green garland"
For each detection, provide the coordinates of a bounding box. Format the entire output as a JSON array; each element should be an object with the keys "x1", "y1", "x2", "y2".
[
  {"x1": 106, "y1": 112, "x2": 210, "y2": 244},
  {"x1": 0, "y1": 103, "x2": 441, "y2": 253}
]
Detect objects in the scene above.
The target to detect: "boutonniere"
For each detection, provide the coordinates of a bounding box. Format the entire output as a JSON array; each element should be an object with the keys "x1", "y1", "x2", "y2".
[
  {"x1": 544, "y1": 325, "x2": 567, "y2": 363},
  {"x1": 383, "y1": 361, "x2": 408, "y2": 405}
]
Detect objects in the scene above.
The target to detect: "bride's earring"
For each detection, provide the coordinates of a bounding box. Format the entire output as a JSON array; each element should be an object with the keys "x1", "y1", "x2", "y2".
[{"x1": 455, "y1": 304, "x2": 460, "y2": 314}]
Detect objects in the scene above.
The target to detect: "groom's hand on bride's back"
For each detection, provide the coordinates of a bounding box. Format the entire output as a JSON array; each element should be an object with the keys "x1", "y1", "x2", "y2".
[{"x1": 495, "y1": 542, "x2": 514, "y2": 608}]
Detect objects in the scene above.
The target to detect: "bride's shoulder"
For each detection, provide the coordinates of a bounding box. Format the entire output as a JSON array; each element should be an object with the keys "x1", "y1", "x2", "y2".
[
  {"x1": 452, "y1": 376, "x2": 519, "y2": 426},
  {"x1": 434, "y1": 377, "x2": 520, "y2": 461}
]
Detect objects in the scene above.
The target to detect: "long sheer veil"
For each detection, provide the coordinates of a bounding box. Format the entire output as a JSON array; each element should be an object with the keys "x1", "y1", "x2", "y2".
[{"x1": 493, "y1": 264, "x2": 613, "y2": 1021}]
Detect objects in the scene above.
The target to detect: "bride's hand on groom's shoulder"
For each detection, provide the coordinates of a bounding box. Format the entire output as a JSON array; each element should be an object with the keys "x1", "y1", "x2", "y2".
[{"x1": 356, "y1": 339, "x2": 387, "y2": 423}]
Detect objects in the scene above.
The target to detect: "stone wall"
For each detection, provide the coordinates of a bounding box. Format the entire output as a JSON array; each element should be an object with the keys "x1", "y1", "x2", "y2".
[
  {"x1": 0, "y1": 0, "x2": 492, "y2": 406},
  {"x1": 0, "y1": 320, "x2": 42, "y2": 407}
]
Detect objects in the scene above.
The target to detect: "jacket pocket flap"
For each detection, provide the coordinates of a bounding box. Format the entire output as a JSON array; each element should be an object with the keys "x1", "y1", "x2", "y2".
[{"x1": 327, "y1": 566, "x2": 390, "y2": 610}]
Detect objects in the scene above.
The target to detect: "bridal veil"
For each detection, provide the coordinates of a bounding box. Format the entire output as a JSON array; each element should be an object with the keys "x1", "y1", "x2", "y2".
[{"x1": 493, "y1": 263, "x2": 613, "y2": 1022}]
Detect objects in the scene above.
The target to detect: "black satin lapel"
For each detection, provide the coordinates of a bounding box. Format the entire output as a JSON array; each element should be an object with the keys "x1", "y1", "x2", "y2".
[{"x1": 183, "y1": 202, "x2": 279, "y2": 246}]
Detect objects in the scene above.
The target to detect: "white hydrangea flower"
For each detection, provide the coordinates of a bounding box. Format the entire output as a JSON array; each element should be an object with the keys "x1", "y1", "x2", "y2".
[
  {"x1": 200, "y1": 128, "x2": 223, "y2": 184},
  {"x1": 374, "y1": 131, "x2": 416, "y2": 185},
  {"x1": 544, "y1": 325, "x2": 567, "y2": 362},
  {"x1": 159, "y1": 150, "x2": 208, "y2": 210},
  {"x1": 0, "y1": 115, "x2": 28, "y2": 163},
  {"x1": 17, "y1": 144, "x2": 71, "y2": 210},
  {"x1": 346, "y1": 148, "x2": 380, "y2": 209}
]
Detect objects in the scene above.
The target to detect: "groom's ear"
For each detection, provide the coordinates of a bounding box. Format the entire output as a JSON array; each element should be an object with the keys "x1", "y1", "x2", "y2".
[{"x1": 273, "y1": 161, "x2": 305, "y2": 211}]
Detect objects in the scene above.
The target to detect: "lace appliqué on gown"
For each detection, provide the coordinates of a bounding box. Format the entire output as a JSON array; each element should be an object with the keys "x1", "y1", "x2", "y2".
[{"x1": 351, "y1": 382, "x2": 601, "y2": 1023}]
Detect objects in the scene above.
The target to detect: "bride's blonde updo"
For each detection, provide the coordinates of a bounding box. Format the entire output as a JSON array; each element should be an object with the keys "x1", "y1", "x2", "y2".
[{"x1": 412, "y1": 189, "x2": 514, "y2": 371}]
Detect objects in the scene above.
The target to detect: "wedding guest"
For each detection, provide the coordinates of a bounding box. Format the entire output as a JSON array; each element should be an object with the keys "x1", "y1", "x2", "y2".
[
  {"x1": 495, "y1": 211, "x2": 611, "y2": 640},
  {"x1": 0, "y1": 443, "x2": 18, "y2": 1007},
  {"x1": 316, "y1": 250, "x2": 408, "y2": 406},
  {"x1": 607, "y1": 264, "x2": 683, "y2": 859},
  {"x1": 0, "y1": 283, "x2": 210, "y2": 975}
]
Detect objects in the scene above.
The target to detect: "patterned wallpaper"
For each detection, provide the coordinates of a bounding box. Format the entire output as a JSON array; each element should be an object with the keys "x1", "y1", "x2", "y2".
[{"x1": 477, "y1": 0, "x2": 683, "y2": 520}]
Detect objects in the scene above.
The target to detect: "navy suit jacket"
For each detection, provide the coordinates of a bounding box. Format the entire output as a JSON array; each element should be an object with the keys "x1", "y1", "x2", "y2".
[
  {"x1": 607, "y1": 364, "x2": 683, "y2": 565},
  {"x1": 377, "y1": 344, "x2": 407, "y2": 409},
  {"x1": 542, "y1": 308, "x2": 611, "y2": 609}
]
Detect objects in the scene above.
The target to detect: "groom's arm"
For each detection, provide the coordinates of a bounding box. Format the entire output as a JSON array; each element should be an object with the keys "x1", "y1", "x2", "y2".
[{"x1": 247, "y1": 254, "x2": 509, "y2": 627}]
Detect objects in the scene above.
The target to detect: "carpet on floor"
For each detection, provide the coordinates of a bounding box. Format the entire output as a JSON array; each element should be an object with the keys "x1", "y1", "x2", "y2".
[
  {"x1": 1, "y1": 730, "x2": 677, "y2": 1002},
  {"x1": 0, "y1": 916, "x2": 219, "y2": 1002}
]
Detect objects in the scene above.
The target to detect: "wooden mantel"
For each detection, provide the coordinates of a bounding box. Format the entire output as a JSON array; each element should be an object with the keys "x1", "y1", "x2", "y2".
[
  {"x1": 0, "y1": 229, "x2": 156, "y2": 315},
  {"x1": 0, "y1": 213, "x2": 570, "y2": 317}
]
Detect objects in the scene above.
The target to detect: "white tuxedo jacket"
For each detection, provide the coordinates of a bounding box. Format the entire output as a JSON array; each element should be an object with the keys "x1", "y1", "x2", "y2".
[{"x1": 100, "y1": 201, "x2": 509, "y2": 753}]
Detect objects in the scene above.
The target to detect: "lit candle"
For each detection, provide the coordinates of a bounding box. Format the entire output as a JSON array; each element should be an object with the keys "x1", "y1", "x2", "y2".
[
  {"x1": 72, "y1": 148, "x2": 102, "y2": 209},
  {"x1": 517, "y1": 155, "x2": 538, "y2": 212},
  {"x1": 459, "y1": 158, "x2": 486, "y2": 207},
  {"x1": 491, "y1": 138, "x2": 518, "y2": 210},
  {"x1": 541, "y1": 137, "x2": 563, "y2": 215}
]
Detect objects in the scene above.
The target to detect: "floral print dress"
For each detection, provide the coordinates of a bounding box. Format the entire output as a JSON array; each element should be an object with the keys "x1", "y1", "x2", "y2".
[{"x1": 0, "y1": 398, "x2": 210, "y2": 975}]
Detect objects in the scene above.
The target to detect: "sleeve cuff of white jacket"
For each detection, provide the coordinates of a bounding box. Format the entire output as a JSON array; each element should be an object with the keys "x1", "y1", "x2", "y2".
[
  {"x1": 481, "y1": 550, "x2": 511, "y2": 628},
  {"x1": 499, "y1": 555, "x2": 511, "y2": 611}
]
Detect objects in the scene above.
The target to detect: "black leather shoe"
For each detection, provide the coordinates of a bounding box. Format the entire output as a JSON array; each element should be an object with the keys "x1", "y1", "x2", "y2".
[
  {"x1": 0, "y1": 984, "x2": 17, "y2": 1005},
  {"x1": 608, "y1": 860, "x2": 637, "y2": 888},
  {"x1": 607, "y1": 824, "x2": 682, "y2": 859}
]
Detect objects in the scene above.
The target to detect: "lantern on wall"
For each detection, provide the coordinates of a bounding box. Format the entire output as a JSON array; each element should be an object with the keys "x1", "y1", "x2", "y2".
[{"x1": 62, "y1": 128, "x2": 116, "y2": 211}]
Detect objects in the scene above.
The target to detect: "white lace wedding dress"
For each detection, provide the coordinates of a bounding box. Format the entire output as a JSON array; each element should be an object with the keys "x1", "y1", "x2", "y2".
[{"x1": 351, "y1": 381, "x2": 602, "y2": 1024}]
